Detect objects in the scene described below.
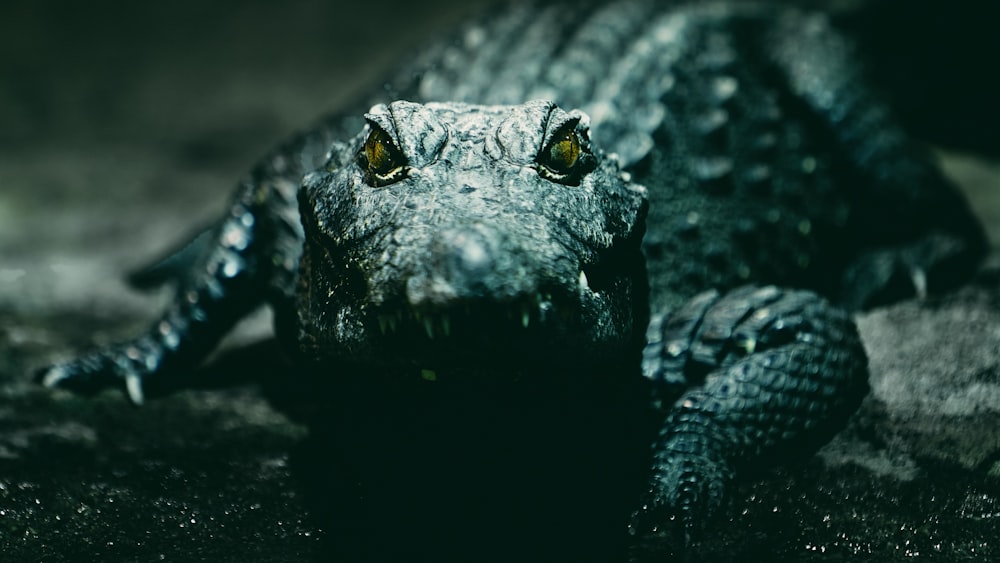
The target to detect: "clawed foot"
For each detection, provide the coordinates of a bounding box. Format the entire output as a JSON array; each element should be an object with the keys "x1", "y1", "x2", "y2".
[
  {"x1": 632, "y1": 285, "x2": 867, "y2": 552},
  {"x1": 840, "y1": 233, "x2": 981, "y2": 310},
  {"x1": 35, "y1": 339, "x2": 160, "y2": 405},
  {"x1": 626, "y1": 444, "x2": 731, "y2": 552}
]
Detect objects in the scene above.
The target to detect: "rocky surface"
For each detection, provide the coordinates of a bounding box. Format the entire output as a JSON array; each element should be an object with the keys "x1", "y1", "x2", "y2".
[{"x1": 2, "y1": 1, "x2": 998, "y2": 561}]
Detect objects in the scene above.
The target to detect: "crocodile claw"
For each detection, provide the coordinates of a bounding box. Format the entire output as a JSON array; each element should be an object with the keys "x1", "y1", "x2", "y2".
[{"x1": 36, "y1": 346, "x2": 151, "y2": 405}]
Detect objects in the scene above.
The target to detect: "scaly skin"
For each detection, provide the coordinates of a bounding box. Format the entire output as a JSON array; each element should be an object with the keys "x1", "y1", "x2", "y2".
[{"x1": 36, "y1": 0, "x2": 985, "y2": 558}]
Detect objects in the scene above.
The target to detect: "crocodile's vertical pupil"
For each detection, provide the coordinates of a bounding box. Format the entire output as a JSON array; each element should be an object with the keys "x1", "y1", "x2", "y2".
[
  {"x1": 365, "y1": 128, "x2": 398, "y2": 176},
  {"x1": 548, "y1": 130, "x2": 581, "y2": 172}
]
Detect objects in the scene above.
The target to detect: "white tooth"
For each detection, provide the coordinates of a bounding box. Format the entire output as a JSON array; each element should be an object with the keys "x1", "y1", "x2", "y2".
[
  {"x1": 424, "y1": 317, "x2": 435, "y2": 339},
  {"x1": 378, "y1": 315, "x2": 388, "y2": 335},
  {"x1": 126, "y1": 373, "x2": 145, "y2": 406},
  {"x1": 441, "y1": 315, "x2": 451, "y2": 337},
  {"x1": 579, "y1": 270, "x2": 590, "y2": 289},
  {"x1": 521, "y1": 306, "x2": 530, "y2": 329},
  {"x1": 910, "y1": 266, "x2": 928, "y2": 300},
  {"x1": 387, "y1": 315, "x2": 397, "y2": 333}
]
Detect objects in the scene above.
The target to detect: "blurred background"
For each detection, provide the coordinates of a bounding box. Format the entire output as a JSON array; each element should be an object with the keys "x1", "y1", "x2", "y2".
[{"x1": 1, "y1": 0, "x2": 997, "y2": 561}]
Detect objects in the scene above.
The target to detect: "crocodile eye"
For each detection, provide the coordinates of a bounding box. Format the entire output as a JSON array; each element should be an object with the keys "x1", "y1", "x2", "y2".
[
  {"x1": 546, "y1": 129, "x2": 581, "y2": 172},
  {"x1": 537, "y1": 125, "x2": 591, "y2": 184},
  {"x1": 359, "y1": 126, "x2": 407, "y2": 186}
]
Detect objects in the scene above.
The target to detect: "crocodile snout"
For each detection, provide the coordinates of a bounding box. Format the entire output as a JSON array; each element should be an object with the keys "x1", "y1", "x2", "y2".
[{"x1": 404, "y1": 224, "x2": 551, "y2": 309}]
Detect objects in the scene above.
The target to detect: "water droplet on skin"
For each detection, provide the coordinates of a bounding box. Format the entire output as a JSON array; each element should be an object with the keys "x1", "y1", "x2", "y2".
[
  {"x1": 222, "y1": 259, "x2": 240, "y2": 279},
  {"x1": 694, "y1": 109, "x2": 728, "y2": 133},
  {"x1": 222, "y1": 223, "x2": 249, "y2": 251},
  {"x1": 711, "y1": 75, "x2": 739, "y2": 101}
]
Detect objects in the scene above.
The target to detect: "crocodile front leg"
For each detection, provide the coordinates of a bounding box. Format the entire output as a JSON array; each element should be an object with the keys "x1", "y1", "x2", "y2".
[
  {"x1": 32, "y1": 106, "x2": 361, "y2": 403},
  {"x1": 33, "y1": 141, "x2": 319, "y2": 404},
  {"x1": 631, "y1": 286, "x2": 868, "y2": 543},
  {"x1": 36, "y1": 193, "x2": 276, "y2": 403}
]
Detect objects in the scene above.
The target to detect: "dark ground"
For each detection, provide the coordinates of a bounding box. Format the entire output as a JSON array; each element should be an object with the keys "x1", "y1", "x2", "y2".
[{"x1": 2, "y1": 1, "x2": 999, "y2": 561}]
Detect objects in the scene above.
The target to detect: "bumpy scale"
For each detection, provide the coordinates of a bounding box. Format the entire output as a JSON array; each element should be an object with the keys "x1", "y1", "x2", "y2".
[{"x1": 37, "y1": 0, "x2": 985, "y2": 558}]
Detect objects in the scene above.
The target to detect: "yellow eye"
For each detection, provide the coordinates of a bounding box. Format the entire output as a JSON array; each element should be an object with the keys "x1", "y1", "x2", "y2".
[
  {"x1": 365, "y1": 128, "x2": 402, "y2": 175},
  {"x1": 360, "y1": 127, "x2": 407, "y2": 186},
  {"x1": 538, "y1": 124, "x2": 592, "y2": 185},
  {"x1": 547, "y1": 130, "x2": 580, "y2": 172}
]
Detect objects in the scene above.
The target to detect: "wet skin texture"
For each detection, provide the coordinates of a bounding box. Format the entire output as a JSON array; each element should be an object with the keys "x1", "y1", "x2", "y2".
[{"x1": 36, "y1": 1, "x2": 986, "y2": 560}]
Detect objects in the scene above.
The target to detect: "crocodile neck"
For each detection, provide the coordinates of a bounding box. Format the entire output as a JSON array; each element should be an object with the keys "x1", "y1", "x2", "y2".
[{"x1": 375, "y1": 0, "x2": 723, "y2": 167}]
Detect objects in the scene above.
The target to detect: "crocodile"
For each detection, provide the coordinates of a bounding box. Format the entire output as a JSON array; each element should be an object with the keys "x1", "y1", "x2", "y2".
[{"x1": 36, "y1": 1, "x2": 986, "y2": 560}]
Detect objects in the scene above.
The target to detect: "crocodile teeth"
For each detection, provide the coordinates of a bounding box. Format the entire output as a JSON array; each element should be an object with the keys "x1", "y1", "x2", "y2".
[
  {"x1": 376, "y1": 296, "x2": 547, "y2": 339},
  {"x1": 910, "y1": 266, "x2": 928, "y2": 300},
  {"x1": 579, "y1": 270, "x2": 590, "y2": 290},
  {"x1": 126, "y1": 373, "x2": 145, "y2": 406},
  {"x1": 377, "y1": 314, "x2": 400, "y2": 335}
]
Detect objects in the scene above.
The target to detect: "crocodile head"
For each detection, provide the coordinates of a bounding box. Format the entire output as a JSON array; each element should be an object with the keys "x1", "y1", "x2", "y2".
[{"x1": 296, "y1": 100, "x2": 648, "y2": 381}]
